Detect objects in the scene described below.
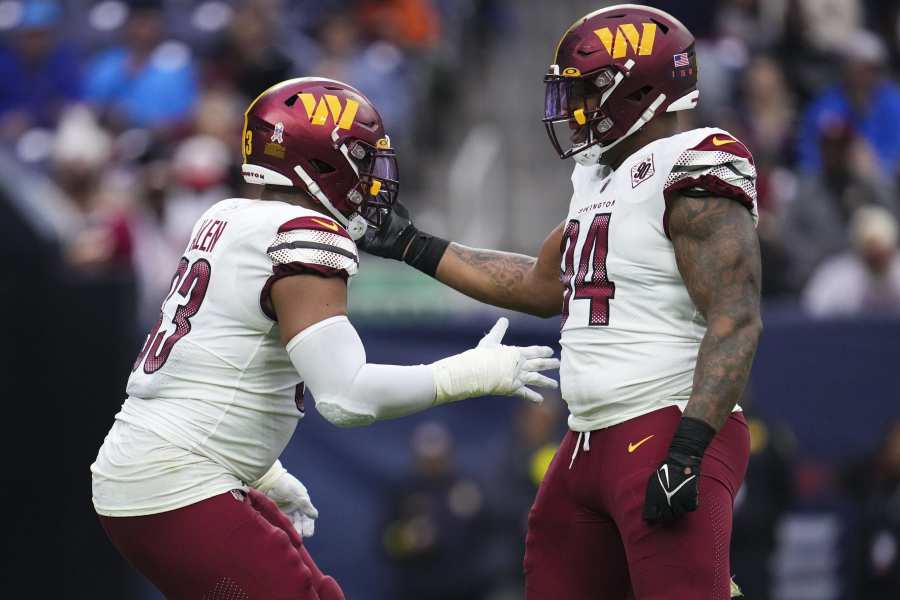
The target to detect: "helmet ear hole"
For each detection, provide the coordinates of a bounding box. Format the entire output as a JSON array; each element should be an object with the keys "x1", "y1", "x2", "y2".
[
  {"x1": 649, "y1": 18, "x2": 670, "y2": 34},
  {"x1": 310, "y1": 159, "x2": 336, "y2": 174},
  {"x1": 626, "y1": 85, "x2": 653, "y2": 103}
]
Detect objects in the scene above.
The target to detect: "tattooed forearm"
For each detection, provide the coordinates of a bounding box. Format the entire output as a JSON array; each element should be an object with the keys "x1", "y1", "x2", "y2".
[
  {"x1": 434, "y1": 240, "x2": 563, "y2": 318},
  {"x1": 447, "y1": 244, "x2": 536, "y2": 290},
  {"x1": 669, "y1": 195, "x2": 762, "y2": 431}
]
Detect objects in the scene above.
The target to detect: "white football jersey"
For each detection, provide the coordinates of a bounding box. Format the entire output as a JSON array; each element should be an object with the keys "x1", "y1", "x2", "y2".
[
  {"x1": 560, "y1": 128, "x2": 758, "y2": 432},
  {"x1": 91, "y1": 198, "x2": 358, "y2": 516}
]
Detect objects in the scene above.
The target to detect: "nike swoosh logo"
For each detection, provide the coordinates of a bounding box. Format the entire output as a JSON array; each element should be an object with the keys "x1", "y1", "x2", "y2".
[
  {"x1": 711, "y1": 136, "x2": 736, "y2": 146},
  {"x1": 627, "y1": 435, "x2": 655, "y2": 453},
  {"x1": 311, "y1": 218, "x2": 339, "y2": 232},
  {"x1": 658, "y1": 470, "x2": 696, "y2": 506}
]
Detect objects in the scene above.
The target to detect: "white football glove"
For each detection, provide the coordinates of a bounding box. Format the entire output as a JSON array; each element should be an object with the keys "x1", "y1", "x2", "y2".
[
  {"x1": 432, "y1": 317, "x2": 560, "y2": 404},
  {"x1": 252, "y1": 461, "x2": 319, "y2": 538}
]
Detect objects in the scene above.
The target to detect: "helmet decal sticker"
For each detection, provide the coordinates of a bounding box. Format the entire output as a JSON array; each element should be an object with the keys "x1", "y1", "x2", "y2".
[
  {"x1": 270, "y1": 121, "x2": 284, "y2": 143},
  {"x1": 264, "y1": 141, "x2": 285, "y2": 159},
  {"x1": 594, "y1": 23, "x2": 657, "y2": 59},
  {"x1": 297, "y1": 93, "x2": 359, "y2": 130}
]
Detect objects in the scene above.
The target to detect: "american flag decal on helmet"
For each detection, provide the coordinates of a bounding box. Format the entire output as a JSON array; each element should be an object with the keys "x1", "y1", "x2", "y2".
[{"x1": 673, "y1": 52, "x2": 690, "y2": 68}]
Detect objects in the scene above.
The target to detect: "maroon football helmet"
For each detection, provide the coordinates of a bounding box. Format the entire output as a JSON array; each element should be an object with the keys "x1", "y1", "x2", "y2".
[
  {"x1": 544, "y1": 5, "x2": 699, "y2": 164},
  {"x1": 241, "y1": 77, "x2": 398, "y2": 239}
]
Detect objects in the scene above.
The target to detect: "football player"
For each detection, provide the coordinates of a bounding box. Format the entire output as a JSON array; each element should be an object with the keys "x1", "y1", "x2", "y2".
[
  {"x1": 361, "y1": 5, "x2": 761, "y2": 599},
  {"x1": 90, "y1": 78, "x2": 559, "y2": 600}
]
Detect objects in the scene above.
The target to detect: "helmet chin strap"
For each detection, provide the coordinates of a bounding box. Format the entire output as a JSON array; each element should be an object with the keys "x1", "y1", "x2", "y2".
[
  {"x1": 293, "y1": 165, "x2": 368, "y2": 240},
  {"x1": 572, "y1": 93, "x2": 668, "y2": 166}
]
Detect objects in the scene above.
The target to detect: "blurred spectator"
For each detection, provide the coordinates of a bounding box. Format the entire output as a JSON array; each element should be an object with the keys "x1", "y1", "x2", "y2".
[
  {"x1": 358, "y1": 0, "x2": 442, "y2": 50},
  {"x1": 192, "y1": 89, "x2": 245, "y2": 190},
  {"x1": 0, "y1": 0, "x2": 81, "y2": 140},
  {"x1": 482, "y1": 395, "x2": 565, "y2": 600},
  {"x1": 128, "y1": 135, "x2": 230, "y2": 327},
  {"x1": 803, "y1": 205, "x2": 900, "y2": 316},
  {"x1": 797, "y1": 0, "x2": 862, "y2": 54},
  {"x1": 194, "y1": 89, "x2": 241, "y2": 144},
  {"x1": 735, "y1": 57, "x2": 797, "y2": 296},
  {"x1": 796, "y1": 29, "x2": 900, "y2": 176},
  {"x1": 738, "y1": 57, "x2": 796, "y2": 166},
  {"x1": 382, "y1": 422, "x2": 490, "y2": 600},
  {"x1": 203, "y1": 2, "x2": 297, "y2": 103},
  {"x1": 51, "y1": 106, "x2": 132, "y2": 272},
  {"x1": 848, "y1": 420, "x2": 900, "y2": 597},
  {"x1": 784, "y1": 119, "x2": 897, "y2": 286},
  {"x1": 83, "y1": 0, "x2": 197, "y2": 129},
  {"x1": 166, "y1": 134, "x2": 231, "y2": 243},
  {"x1": 314, "y1": 14, "x2": 413, "y2": 138},
  {"x1": 731, "y1": 396, "x2": 795, "y2": 600},
  {"x1": 127, "y1": 157, "x2": 178, "y2": 328}
]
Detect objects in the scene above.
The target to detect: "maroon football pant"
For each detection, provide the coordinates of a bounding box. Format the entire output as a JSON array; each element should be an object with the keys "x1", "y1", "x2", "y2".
[
  {"x1": 98, "y1": 489, "x2": 344, "y2": 600},
  {"x1": 524, "y1": 406, "x2": 749, "y2": 600}
]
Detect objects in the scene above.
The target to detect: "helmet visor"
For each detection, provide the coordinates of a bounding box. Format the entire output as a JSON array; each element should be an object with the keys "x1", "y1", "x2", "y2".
[{"x1": 543, "y1": 67, "x2": 616, "y2": 159}]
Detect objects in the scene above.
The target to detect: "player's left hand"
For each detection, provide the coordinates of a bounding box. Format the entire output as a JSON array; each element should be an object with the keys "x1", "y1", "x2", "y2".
[
  {"x1": 642, "y1": 416, "x2": 716, "y2": 525},
  {"x1": 642, "y1": 451, "x2": 701, "y2": 524},
  {"x1": 263, "y1": 471, "x2": 319, "y2": 538},
  {"x1": 358, "y1": 199, "x2": 417, "y2": 260}
]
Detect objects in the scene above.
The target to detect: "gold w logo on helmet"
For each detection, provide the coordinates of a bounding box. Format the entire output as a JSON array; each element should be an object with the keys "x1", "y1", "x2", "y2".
[
  {"x1": 594, "y1": 23, "x2": 657, "y2": 59},
  {"x1": 297, "y1": 93, "x2": 360, "y2": 130}
]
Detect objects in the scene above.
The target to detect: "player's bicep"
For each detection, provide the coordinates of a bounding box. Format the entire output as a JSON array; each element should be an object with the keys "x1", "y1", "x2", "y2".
[
  {"x1": 668, "y1": 194, "x2": 761, "y2": 319},
  {"x1": 271, "y1": 275, "x2": 348, "y2": 346}
]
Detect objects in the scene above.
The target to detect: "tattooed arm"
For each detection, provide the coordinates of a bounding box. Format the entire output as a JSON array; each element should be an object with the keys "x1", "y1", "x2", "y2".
[
  {"x1": 642, "y1": 193, "x2": 761, "y2": 524},
  {"x1": 669, "y1": 194, "x2": 763, "y2": 431},
  {"x1": 358, "y1": 200, "x2": 564, "y2": 317},
  {"x1": 434, "y1": 224, "x2": 566, "y2": 318}
]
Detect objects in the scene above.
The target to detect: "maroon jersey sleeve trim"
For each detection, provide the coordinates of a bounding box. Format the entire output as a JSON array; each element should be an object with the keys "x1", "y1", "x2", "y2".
[
  {"x1": 278, "y1": 216, "x2": 352, "y2": 241},
  {"x1": 259, "y1": 263, "x2": 350, "y2": 321},
  {"x1": 662, "y1": 174, "x2": 756, "y2": 240},
  {"x1": 690, "y1": 134, "x2": 755, "y2": 164}
]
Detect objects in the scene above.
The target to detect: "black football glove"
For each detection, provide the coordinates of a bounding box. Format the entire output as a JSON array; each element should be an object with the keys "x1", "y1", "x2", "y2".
[
  {"x1": 358, "y1": 200, "x2": 449, "y2": 277},
  {"x1": 643, "y1": 416, "x2": 716, "y2": 525},
  {"x1": 358, "y1": 200, "x2": 418, "y2": 261}
]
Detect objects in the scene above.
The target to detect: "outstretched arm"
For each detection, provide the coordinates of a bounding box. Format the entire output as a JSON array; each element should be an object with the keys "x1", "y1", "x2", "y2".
[
  {"x1": 435, "y1": 225, "x2": 565, "y2": 317},
  {"x1": 360, "y1": 201, "x2": 565, "y2": 317},
  {"x1": 643, "y1": 193, "x2": 761, "y2": 525},
  {"x1": 271, "y1": 275, "x2": 559, "y2": 427}
]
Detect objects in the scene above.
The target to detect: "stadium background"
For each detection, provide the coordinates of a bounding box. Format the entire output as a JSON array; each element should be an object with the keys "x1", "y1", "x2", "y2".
[{"x1": 1, "y1": 0, "x2": 899, "y2": 598}]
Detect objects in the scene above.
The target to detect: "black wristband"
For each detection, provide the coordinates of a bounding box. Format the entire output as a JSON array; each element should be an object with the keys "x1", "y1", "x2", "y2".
[
  {"x1": 404, "y1": 231, "x2": 450, "y2": 277},
  {"x1": 668, "y1": 416, "x2": 717, "y2": 459}
]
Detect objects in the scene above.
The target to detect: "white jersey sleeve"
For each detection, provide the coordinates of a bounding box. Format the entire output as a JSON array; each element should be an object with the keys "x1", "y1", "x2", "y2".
[{"x1": 260, "y1": 214, "x2": 358, "y2": 320}]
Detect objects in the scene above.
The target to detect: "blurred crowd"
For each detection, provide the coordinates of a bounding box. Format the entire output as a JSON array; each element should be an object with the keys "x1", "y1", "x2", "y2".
[
  {"x1": 3, "y1": 0, "x2": 900, "y2": 324},
  {"x1": 0, "y1": 0, "x2": 502, "y2": 327},
  {"x1": 670, "y1": 0, "x2": 900, "y2": 314}
]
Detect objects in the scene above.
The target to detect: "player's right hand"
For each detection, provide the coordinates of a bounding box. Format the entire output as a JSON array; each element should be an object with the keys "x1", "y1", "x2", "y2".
[
  {"x1": 432, "y1": 317, "x2": 560, "y2": 403},
  {"x1": 357, "y1": 199, "x2": 417, "y2": 260},
  {"x1": 262, "y1": 471, "x2": 319, "y2": 538}
]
